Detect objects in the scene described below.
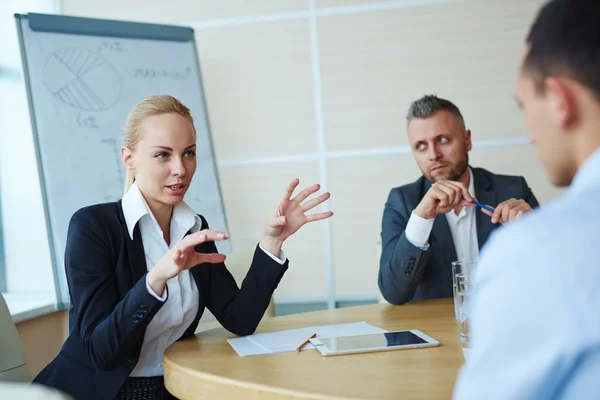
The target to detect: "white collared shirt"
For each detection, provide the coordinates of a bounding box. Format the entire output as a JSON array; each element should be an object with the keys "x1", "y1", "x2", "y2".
[
  {"x1": 122, "y1": 182, "x2": 285, "y2": 377},
  {"x1": 405, "y1": 167, "x2": 479, "y2": 262},
  {"x1": 453, "y1": 148, "x2": 600, "y2": 399}
]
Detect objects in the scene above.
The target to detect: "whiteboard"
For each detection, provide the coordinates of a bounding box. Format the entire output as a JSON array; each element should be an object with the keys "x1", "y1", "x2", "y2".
[{"x1": 16, "y1": 13, "x2": 230, "y2": 307}]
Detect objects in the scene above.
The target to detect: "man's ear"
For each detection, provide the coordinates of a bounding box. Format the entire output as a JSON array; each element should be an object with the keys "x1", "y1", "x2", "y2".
[
  {"x1": 544, "y1": 76, "x2": 577, "y2": 131},
  {"x1": 465, "y1": 129, "x2": 473, "y2": 151}
]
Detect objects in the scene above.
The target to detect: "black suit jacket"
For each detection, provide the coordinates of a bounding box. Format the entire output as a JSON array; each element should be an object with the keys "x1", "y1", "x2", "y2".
[
  {"x1": 378, "y1": 167, "x2": 539, "y2": 305},
  {"x1": 33, "y1": 201, "x2": 288, "y2": 400}
]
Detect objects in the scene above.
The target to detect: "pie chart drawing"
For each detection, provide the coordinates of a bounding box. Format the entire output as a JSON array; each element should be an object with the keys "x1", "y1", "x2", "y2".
[{"x1": 44, "y1": 47, "x2": 122, "y2": 111}]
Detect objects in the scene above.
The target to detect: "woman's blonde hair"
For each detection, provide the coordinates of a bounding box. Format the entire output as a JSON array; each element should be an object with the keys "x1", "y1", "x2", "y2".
[{"x1": 122, "y1": 94, "x2": 195, "y2": 194}]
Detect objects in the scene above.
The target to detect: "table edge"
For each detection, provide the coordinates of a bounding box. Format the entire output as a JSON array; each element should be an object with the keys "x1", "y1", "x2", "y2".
[{"x1": 163, "y1": 351, "x2": 364, "y2": 400}]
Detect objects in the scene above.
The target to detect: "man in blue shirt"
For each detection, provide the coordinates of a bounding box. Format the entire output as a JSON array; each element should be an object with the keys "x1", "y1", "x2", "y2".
[{"x1": 453, "y1": 0, "x2": 600, "y2": 398}]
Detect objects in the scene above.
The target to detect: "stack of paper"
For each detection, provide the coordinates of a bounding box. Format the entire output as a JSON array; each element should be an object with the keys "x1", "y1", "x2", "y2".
[{"x1": 227, "y1": 321, "x2": 387, "y2": 357}]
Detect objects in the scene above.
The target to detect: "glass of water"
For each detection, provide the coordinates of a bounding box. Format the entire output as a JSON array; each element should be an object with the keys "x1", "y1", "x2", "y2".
[
  {"x1": 455, "y1": 272, "x2": 472, "y2": 341},
  {"x1": 451, "y1": 261, "x2": 476, "y2": 320}
]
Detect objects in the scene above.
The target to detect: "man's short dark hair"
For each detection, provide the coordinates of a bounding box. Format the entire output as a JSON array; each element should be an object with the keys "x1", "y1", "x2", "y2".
[
  {"x1": 524, "y1": 0, "x2": 600, "y2": 99},
  {"x1": 406, "y1": 95, "x2": 465, "y2": 130}
]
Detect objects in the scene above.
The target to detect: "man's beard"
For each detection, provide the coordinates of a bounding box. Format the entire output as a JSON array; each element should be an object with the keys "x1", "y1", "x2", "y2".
[{"x1": 426, "y1": 155, "x2": 469, "y2": 183}]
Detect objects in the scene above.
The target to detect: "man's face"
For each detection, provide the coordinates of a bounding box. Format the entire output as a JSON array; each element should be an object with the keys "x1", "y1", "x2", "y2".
[
  {"x1": 407, "y1": 110, "x2": 471, "y2": 183},
  {"x1": 516, "y1": 67, "x2": 575, "y2": 187}
]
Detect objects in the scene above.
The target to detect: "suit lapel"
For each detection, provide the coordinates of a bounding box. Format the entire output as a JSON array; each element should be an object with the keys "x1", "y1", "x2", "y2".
[
  {"x1": 422, "y1": 179, "x2": 458, "y2": 263},
  {"x1": 472, "y1": 168, "x2": 496, "y2": 249},
  {"x1": 431, "y1": 215, "x2": 458, "y2": 263},
  {"x1": 117, "y1": 200, "x2": 148, "y2": 283}
]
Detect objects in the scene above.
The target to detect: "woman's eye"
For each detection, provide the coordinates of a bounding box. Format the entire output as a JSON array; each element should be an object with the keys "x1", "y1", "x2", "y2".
[
  {"x1": 155, "y1": 152, "x2": 169, "y2": 159},
  {"x1": 184, "y1": 151, "x2": 196, "y2": 158}
]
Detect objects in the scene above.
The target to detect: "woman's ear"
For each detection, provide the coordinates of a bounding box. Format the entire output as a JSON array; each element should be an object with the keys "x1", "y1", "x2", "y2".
[{"x1": 121, "y1": 146, "x2": 134, "y2": 171}]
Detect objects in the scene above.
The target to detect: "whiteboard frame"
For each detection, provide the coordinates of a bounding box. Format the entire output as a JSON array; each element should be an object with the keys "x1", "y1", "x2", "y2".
[
  {"x1": 14, "y1": 13, "x2": 230, "y2": 308},
  {"x1": 15, "y1": 14, "x2": 62, "y2": 307}
]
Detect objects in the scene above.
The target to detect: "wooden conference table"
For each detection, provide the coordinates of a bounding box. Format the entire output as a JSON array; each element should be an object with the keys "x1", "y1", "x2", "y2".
[{"x1": 164, "y1": 298, "x2": 466, "y2": 400}]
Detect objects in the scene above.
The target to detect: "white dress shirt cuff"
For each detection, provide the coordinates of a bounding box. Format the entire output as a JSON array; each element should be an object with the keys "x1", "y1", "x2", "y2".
[
  {"x1": 145, "y1": 276, "x2": 167, "y2": 302},
  {"x1": 259, "y1": 244, "x2": 287, "y2": 265},
  {"x1": 405, "y1": 211, "x2": 434, "y2": 250}
]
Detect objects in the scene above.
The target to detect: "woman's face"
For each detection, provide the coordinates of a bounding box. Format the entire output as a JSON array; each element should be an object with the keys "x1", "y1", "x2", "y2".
[{"x1": 123, "y1": 112, "x2": 197, "y2": 210}]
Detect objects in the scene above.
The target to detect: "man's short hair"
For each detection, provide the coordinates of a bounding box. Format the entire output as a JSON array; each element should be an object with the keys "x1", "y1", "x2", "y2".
[
  {"x1": 406, "y1": 95, "x2": 465, "y2": 130},
  {"x1": 524, "y1": 0, "x2": 600, "y2": 100}
]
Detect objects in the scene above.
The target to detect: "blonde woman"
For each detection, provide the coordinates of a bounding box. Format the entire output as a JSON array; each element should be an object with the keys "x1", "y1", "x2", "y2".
[{"x1": 34, "y1": 95, "x2": 333, "y2": 400}]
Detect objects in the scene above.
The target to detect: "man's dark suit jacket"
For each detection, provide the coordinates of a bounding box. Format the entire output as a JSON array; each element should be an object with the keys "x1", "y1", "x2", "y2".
[
  {"x1": 33, "y1": 201, "x2": 287, "y2": 400},
  {"x1": 378, "y1": 167, "x2": 539, "y2": 305}
]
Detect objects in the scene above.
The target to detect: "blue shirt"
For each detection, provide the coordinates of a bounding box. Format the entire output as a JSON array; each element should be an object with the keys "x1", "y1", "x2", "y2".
[{"x1": 453, "y1": 148, "x2": 600, "y2": 400}]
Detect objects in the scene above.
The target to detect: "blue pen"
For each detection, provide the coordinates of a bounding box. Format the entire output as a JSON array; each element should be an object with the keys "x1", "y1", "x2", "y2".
[{"x1": 462, "y1": 196, "x2": 495, "y2": 213}]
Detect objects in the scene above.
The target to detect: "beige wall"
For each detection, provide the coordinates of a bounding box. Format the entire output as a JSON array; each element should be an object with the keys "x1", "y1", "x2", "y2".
[
  {"x1": 16, "y1": 311, "x2": 68, "y2": 377},
  {"x1": 60, "y1": 0, "x2": 556, "y2": 302}
]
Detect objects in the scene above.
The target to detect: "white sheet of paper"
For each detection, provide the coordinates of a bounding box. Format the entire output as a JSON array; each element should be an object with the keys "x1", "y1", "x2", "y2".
[
  {"x1": 246, "y1": 326, "x2": 315, "y2": 353},
  {"x1": 227, "y1": 322, "x2": 387, "y2": 356},
  {"x1": 227, "y1": 337, "x2": 270, "y2": 357}
]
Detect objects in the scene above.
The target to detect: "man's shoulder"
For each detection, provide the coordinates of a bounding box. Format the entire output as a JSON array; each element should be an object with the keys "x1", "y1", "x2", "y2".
[
  {"x1": 478, "y1": 187, "x2": 600, "y2": 327},
  {"x1": 473, "y1": 167, "x2": 526, "y2": 185},
  {"x1": 383, "y1": 176, "x2": 426, "y2": 215},
  {"x1": 389, "y1": 175, "x2": 426, "y2": 198},
  {"x1": 472, "y1": 167, "x2": 533, "y2": 200}
]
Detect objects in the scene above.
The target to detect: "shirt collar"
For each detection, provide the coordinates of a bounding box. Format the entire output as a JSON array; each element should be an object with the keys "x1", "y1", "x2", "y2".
[
  {"x1": 570, "y1": 148, "x2": 600, "y2": 194},
  {"x1": 122, "y1": 182, "x2": 200, "y2": 240},
  {"x1": 171, "y1": 199, "x2": 201, "y2": 236},
  {"x1": 446, "y1": 167, "x2": 476, "y2": 220}
]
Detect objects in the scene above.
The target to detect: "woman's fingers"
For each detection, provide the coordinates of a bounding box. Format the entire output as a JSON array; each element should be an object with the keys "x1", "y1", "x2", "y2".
[
  {"x1": 172, "y1": 248, "x2": 184, "y2": 263},
  {"x1": 190, "y1": 252, "x2": 227, "y2": 267},
  {"x1": 182, "y1": 229, "x2": 230, "y2": 248},
  {"x1": 300, "y1": 192, "x2": 331, "y2": 212},
  {"x1": 280, "y1": 178, "x2": 301, "y2": 203},
  {"x1": 305, "y1": 211, "x2": 334, "y2": 223},
  {"x1": 292, "y1": 183, "x2": 321, "y2": 205},
  {"x1": 175, "y1": 248, "x2": 227, "y2": 270},
  {"x1": 268, "y1": 215, "x2": 287, "y2": 227},
  {"x1": 173, "y1": 230, "x2": 230, "y2": 269}
]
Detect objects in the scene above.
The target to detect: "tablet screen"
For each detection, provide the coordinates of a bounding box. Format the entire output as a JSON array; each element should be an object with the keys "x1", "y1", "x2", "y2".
[{"x1": 318, "y1": 331, "x2": 427, "y2": 352}]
